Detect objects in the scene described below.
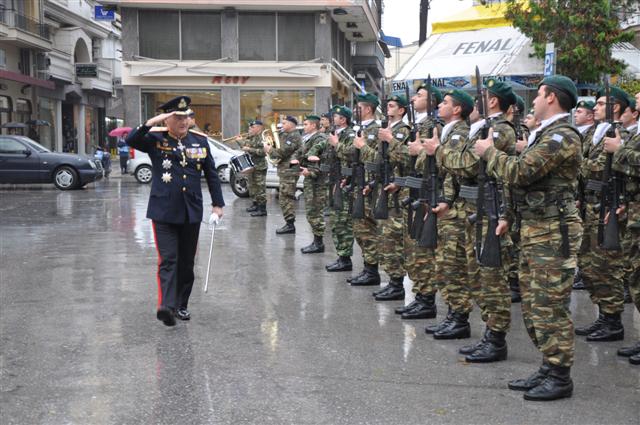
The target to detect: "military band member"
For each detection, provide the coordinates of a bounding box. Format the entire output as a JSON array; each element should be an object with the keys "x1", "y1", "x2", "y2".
[
  {"x1": 319, "y1": 112, "x2": 332, "y2": 134},
  {"x1": 126, "y1": 96, "x2": 225, "y2": 326},
  {"x1": 604, "y1": 91, "x2": 640, "y2": 366},
  {"x1": 237, "y1": 120, "x2": 268, "y2": 217},
  {"x1": 292, "y1": 115, "x2": 328, "y2": 253},
  {"x1": 575, "y1": 85, "x2": 630, "y2": 342},
  {"x1": 265, "y1": 116, "x2": 302, "y2": 234},
  {"x1": 475, "y1": 75, "x2": 582, "y2": 401}
]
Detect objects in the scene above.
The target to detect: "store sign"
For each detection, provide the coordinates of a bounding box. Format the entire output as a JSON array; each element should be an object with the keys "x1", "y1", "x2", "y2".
[
  {"x1": 211, "y1": 76, "x2": 250, "y2": 85},
  {"x1": 95, "y1": 6, "x2": 115, "y2": 21},
  {"x1": 452, "y1": 38, "x2": 515, "y2": 56},
  {"x1": 76, "y1": 63, "x2": 98, "y2": 78}
]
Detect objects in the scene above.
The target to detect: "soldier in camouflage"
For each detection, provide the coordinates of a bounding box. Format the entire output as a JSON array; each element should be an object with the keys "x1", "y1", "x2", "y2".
[
  {"x1": 265, "y1": 115, "x2": 301, "y2": 235},
  {"x1": 237, "y1": 120, "x2": 268, "y2": 217},
  {"x1": 475, "y1": 75, "x2": 582, "y2": 401}
]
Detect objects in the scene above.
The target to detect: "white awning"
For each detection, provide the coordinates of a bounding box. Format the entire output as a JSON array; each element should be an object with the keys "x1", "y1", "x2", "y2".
[{"x1": 612, "y1": 42, "x2": 640, "y2": 78}]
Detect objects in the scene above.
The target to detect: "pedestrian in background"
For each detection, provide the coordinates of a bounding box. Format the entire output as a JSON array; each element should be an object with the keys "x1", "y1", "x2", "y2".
[{"x1": 117, "y1": 134, "x2": 130, "y2": 174}]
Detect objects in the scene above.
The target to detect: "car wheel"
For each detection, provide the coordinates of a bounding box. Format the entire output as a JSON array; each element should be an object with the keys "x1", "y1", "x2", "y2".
[
  {"x1": 217, "y1": 164, "x2": 229, "y2": 183},
  {"x1": 229, "y1": 170, "x2": 249, "y2": 198},
  {"x1": 53, "y1": 166, "x2": 79, "y2": 190},
  {"x1": 135, "y1": 165, "x2": 153, "y2": 184}
]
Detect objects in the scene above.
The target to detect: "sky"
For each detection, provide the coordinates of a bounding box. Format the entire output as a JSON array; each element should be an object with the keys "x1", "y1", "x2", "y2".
[{"x1": 381, "y1": 0, "x2": 473, "y2": 46}]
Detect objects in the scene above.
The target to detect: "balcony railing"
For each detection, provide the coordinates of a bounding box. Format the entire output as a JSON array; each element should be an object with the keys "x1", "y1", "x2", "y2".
[{"x1": 3, "y1": 9, "x2": 51, "y2": 40}]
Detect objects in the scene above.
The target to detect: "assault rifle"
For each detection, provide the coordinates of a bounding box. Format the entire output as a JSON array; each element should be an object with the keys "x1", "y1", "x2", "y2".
[{"x1": 372, "y1": 85, "x2": 391, "y2": 219}]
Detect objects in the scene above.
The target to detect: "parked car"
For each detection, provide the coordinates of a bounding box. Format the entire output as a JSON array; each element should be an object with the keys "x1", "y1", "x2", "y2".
[
  {"x1": 127, "y1": 137, "x2": 241, "y2": 184},
  {"x1": 227, "y1": 162, "x2": 304, "y2": 198},
  {"x1": 0, "y1": 135, "x2": 102, "y2": 190}
]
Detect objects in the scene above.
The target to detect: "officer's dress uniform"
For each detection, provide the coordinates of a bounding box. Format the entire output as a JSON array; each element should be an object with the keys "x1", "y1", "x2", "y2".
[{"x1": 127, "y1": 121, "x2": 224, "y2": 323}]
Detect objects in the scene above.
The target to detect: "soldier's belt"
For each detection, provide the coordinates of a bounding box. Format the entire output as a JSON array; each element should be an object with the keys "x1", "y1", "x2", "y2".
[
  {"x1": 518, "y1": 205, "x2": 562, "y2": 220},
  {"x1": 512, "y1": 191, "x2": 573, "y2": 208},
  {"x1": 585, "y1": 179, "x2": 604, "y2": 192},
  {"x1": 341, "y1": 167, "x2": 353, "y2": 177}
]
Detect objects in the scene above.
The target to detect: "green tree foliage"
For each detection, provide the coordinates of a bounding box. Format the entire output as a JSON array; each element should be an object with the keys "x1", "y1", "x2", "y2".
[{"x1": 498, "y1": 1, "x2": 635, "y2": 82}]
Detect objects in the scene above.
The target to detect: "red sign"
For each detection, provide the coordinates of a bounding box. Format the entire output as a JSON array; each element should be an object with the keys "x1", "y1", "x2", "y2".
[{"x1": 211, "y1": 76, "x2": 250, "y2": 84}]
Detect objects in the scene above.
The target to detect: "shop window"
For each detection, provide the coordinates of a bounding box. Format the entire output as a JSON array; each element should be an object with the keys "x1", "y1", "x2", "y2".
[
  {"x1": 37, "y1": 97, "x2": 56, "y2": 150},
  {"x1": 239, "y1": 13, "x2": 276, "y2": 61},
  {"x1": 240, "y1": 90, "x2": 315, "y2": 130},
  {"x1": 139, "y1": 10, "x2": 179, "y2": 59},
  {"x1": 277, "y1": 14, "x2": 315, "y2": 61},
  {"x1": 181, "y1": 12, "x2": 221, "y2": 60},
  {"x1": 16, "y1": 98, "x2": 31, "y2": 123},
  {"x1": 142, "y1": 91, "x2": 222, "y2": 138},
  {"x1": 0, "y1": 96, "x2": 12, "y2": 131}
]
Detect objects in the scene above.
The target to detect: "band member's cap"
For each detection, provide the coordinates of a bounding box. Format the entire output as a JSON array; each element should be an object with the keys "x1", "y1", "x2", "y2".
[
  {"x1": 249, "y1": 119, "x2": 263, "y2": 126},
  {"x1": 283, "y1": 115, "x2": 298, "y2": 125}
]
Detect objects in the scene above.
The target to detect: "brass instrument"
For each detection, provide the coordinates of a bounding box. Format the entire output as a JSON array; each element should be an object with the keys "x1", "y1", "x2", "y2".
[
  {"x1": 221, "y1": 132, "x2": 249, "y2": 142},
  {"x1": 262, "y1": 123, "x2": 281, "y2": 166}
]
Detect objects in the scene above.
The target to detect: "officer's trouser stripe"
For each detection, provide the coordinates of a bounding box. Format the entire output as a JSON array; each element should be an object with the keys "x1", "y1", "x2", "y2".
[{"x1": 151, "y1": 221, "x2": 163, "y2": 307}]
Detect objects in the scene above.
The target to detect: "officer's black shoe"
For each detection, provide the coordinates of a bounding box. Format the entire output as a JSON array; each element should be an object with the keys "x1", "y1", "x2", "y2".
[
  {"x1": 433, "y1": 311, "x2": 470, "y2": 339},
  {"x1": 301, "y1": 235, "x2": 324, "y2": 254},
  {"x1": 395, "y1": 299, "x2": 421, "y2": 315},
  {"x1": 523, "y1": 366, "x2": 573, "y2": 401},
  {"x1": 572, "y1": 269, "x2": 586, "y2": 290},
  {"x1": 350, "y1": 263, "x2": 380, "y2": 286},
  {"x1": 426, "y1": 308, "x2": 453, "y2": 334},
  {"x1": 156, "y1": 306, "x2": 176, "y2": 327},
  {"x1": 246, "y1": 202, "x2": 258, "y2": 212},
  {"x1": 347, "y1": 269, "x2": 366, "y2": 284},
  {"x1": 624, "y1": 283, "x2": 632, "y2": 304},
  {"x1": 465, "y1": 330, "x2": 507, "y2": 363},
  {"x1": 326, "y1": 256, "x2": 352, "y2": 272},
  {"x1": 509, "y1": 277, "x2": 521, "y2": 303},
  {"x1": 374, "y1": 278, "x2": 405, "y2": 301},
  {"x1": 250, "y1": 204, "x2": 267, "y2": 217},
  {"x1": 586, "y1": 312, "x2": 624, "y2": 341},
  {"x1": 508, "y1": 362, "x2": 551, "y2": 391},
  {"x1": 276, "y1": 220, "x2": 295, "y2": 235},
  {"x1": 175, "y1": 308, "x2": 191, "y2": 321},
  {"x1": 617, "y1": 341, "x2": 640, "y2": 357},
  {"x1": 630, "y1": 353, "x2": 640, "y2": 365},
  {"x1": 575, "y1": 312, "x2": 606, "y2": 336},
  {"x1": 401, "y1": 293, "x2": 436, "y2": 319}
]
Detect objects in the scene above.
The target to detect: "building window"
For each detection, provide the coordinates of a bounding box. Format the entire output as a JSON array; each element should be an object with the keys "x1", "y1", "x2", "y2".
[
  {"x1": 0, "y1": 48, "x2": 6, "y2": 68},
  {"x1": 16, "y1": 98, "x2": 32, "y2": 123},
  {"x1": 181, "y1": 12, "x2": 221, "y2": 60},
  {"x1": 37, "y1": 97, "x2": 56, "y2": 151},
  {"x1": 239, "y1": 13, "x2": 276, "y2": 61},
  {"x1": 142, "y1": 91, "x2": 222, "y2": 137},
  {"x1": 139, "y1": 10, "x2": 179, "y2": 59},
  {"x1": 277, "y1": 13, "x2": 315, "y2": 61},
  {"x1": 0, "y1": 96, "x2": 12, "y2": 133},
  {"x1": 240, "y1": 90, "x2": 315, "y2": 130}
]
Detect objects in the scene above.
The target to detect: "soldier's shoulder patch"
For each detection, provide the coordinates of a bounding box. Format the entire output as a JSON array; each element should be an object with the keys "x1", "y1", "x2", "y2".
[
  {"x1": 551, "y1": 134, "x2": 564, "y2": 143},
  {"x1": 452, "y1": 134, "x2": 461, "y2": 141},
  {"x1": 368, "y1": 134, "x2": 375, "y2": 140},
  {"x1": 286, "y1": 140, "x2": 292, "y2": 145},
  {"x1": 548, "y1": 133, "x2": 564, "y2": 152},
  {"x1": 493, "y1": 132, "x2": 500, "y2": 139}
]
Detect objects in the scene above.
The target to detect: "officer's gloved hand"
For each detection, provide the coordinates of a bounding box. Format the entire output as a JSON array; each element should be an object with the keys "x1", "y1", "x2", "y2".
[{"x1": 208, "y1": 213, "x2": 220, "y2": 226}]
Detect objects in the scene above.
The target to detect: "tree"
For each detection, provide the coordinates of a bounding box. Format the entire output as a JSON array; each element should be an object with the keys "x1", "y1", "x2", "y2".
[{"x1": 496, "y1": 1, "x2": 635, "y2": 83}]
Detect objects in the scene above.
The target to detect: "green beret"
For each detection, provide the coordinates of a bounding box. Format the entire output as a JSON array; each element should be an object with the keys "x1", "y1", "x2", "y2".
[
  {"x1": 417, "y1": 83, "x2": 444, "y2": 104},
  {"x1": 629, "y1": 97, "x2": 636, "y2": 111},
  {"x1": 486, "y1": 78, "x2": 516, "y2": 105},
  {"x1": 387, "y1": 94, "x2": 408, "y2": 108},
  {"x1": 356, "y1": 93, "x2": 380, "y2": 108},
  {"x1": 515, "y1": 94, "x2": 526, "y2": 113},
  {"x1": 332, "y1": 105, "x2": 352, "y2": 120},
  {"x1": 576, "y1": 100, "x2": 595, "y2": 111},
  {"x1": 539, "y1": 75, "x2": 578, "y2": 109},
  {"x1": 444, "y1": 89, "x2": 474, "y2": 111},
  {"x1": 596, "y1": 85, "x2": 630, "y2": 109},
  {"x1": 304, "y1": 114, "x2": 321, "y2": 122}
]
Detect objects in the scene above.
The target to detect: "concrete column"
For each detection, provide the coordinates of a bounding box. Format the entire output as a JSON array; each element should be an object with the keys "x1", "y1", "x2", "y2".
[
  {"x1": 315, "y1": 87, "x2": 332, "y2": 115},
  {"x1": 221, "y1": 9, "x2": 238, "y2": 61},
  {"x1": 314, "y1": 12, "x2": 332, "y2": 62},
  {"x1": 55, "y1": 100, "x2": 63, "y2": 152},
  {"x1": 221, "y1": 86, "x2": 239, "y2": 139},
  {"x1": 121, "y1": 8, "x2": 139, "y2": 60},
  {"x1": 122, "y1": 86, "x2": 141, "y2": 127},
  {"x1": 77, "y1": 103, "x2": 85, "y2": 155}
]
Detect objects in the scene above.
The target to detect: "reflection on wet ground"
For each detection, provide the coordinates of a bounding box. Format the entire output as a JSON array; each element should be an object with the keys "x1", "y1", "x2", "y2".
[{"x1": 1, "y1": 179, "x2": 638, "y2": 424}]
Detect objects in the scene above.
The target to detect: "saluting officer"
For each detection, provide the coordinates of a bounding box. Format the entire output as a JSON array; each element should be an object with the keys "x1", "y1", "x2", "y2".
[{"x1": 126, "y1": 96, "x2": 225, "y2": 327}]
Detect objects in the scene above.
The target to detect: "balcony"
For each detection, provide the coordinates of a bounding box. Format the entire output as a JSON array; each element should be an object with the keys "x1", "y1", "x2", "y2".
[{"x1": 1, "y1": 8, "x2": 53, "y2": 50}]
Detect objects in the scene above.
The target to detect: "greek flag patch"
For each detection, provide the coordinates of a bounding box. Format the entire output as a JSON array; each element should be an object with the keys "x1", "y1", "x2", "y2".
[{"x1": 551, "y1": 134, "x2": 564, "y2": 143}]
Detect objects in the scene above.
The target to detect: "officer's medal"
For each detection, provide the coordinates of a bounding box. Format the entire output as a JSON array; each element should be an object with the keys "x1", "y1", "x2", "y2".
[
  {"x1": 162, "y1": 159, "x2": 171, "y2": 170},
  {"x1": 161, "y1": 172, "x2": 172, "y2": 183}
]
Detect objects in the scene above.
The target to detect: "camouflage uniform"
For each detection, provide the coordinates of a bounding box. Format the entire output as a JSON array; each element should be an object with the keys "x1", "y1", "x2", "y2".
[
  {"x1": 579, "y1": 122, "x2": 629, "y2": 315},
  {"x1": 269, "y1": 129, "x2": 302, "y2": 222},
  {"x1": 238, "y1": 134, "x2": 267, "y2": 206},
  {"x1": 485, "y1": 114, "x2": 582, "y2": 367},
  {"x1": 295, "y1": 131, "x2": 328, "y2": 236},
  {"x1": 416, "y1": 120, "x2": 473, "y2": 314},
  {"x1": 436, "y1": 113, "x2": 516, "y2": 333}
]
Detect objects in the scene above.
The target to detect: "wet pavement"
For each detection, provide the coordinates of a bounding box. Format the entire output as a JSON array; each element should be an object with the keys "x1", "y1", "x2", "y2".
[{"x1": 1, "y1": 177, "x2": 638, "y2": 425}]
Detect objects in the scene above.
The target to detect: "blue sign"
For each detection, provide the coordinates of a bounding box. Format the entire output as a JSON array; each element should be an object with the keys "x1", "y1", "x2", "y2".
[
  {"x1": 544, "y1": 51, "x2": 555, "y2": 76},
  {"x1": 95, "y1": 5, "x2": 115, "y2": 21}
]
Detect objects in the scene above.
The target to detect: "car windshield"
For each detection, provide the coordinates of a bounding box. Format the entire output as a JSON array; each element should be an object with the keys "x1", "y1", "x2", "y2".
[{"x1": 18, "y1": 137, "x2": 51, "y2": 153}]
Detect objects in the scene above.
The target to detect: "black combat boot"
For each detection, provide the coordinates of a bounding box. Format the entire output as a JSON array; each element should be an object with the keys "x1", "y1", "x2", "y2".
[
  {"x1": 523, "y1": 366, "x2": 573, "y2": 401},
  {"x1": 246, "y1": 202, "x2": 258, "y2": 212},
  {"x1": 426, "y1": 307, "x2": 452, "y2": 334},
  {"x1": 617, "y1": 341, "x2": 640, "y2": 357},
  {"x1": 572, "y1": 267, "x2": 585, "y2": 290},
  {"x1": 374, "y1": 277, "x2": 405, "y2": 301},
  {"x1": 401, "y1": 293, "x2": 437, "y2": 319},
  {"x1": 459, "y1": 328, "x2": 489, "y2": 355},
  {"x1": 326, "y1": 256, "x2": 352, "y2": 272},
  {"x1": 347, "y1": 270, "x2": 366, "y2": 284},
  {"x1": 433, "y1": 311, "x2": 470, "y2": 339},
  {"x1": 465, "y1": 329, "x2": 507, "y2": 362},
  {"x1": 395, "y1": 298, "x2": 421, "y2": 314},
  {"x1": 586, "y1": 312, "x2": 624, "y2": 341},
  {"x1": 630, "y1": 353, "x2": 640, "y2": 365},
  {"x1": 301, "y1": 235, "x2": 324, "y2": 254},
  {"x1": 276, "y1": 220, "x2": 295, "y2": 235},
  {"x1": 508, "y1": 361, "x2": 551, "y2": 391},
  {"x1": 575, "y1": 310, "x2": 606, "y2": 336},
  {"x1": 351, "y1": 263, "x2": 381, "y2": 286},
  {"x1": 509, "y1": 277, "x2": 521, "y2": 303},
  {"x1": 250, "y1": 204, "x2": 267, "y2": 217},
  {"x1": 624, "y1": 283, "x2": 632, "y2": 304}
]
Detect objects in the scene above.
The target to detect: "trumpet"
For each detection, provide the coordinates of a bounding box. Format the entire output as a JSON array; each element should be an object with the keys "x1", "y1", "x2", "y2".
[
  {"x1": 221, "y1": 132, "x2": 249, "y2": 142},
  {"x1": 263, "y1": 123, "x2": 281, "y2": 166}
]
